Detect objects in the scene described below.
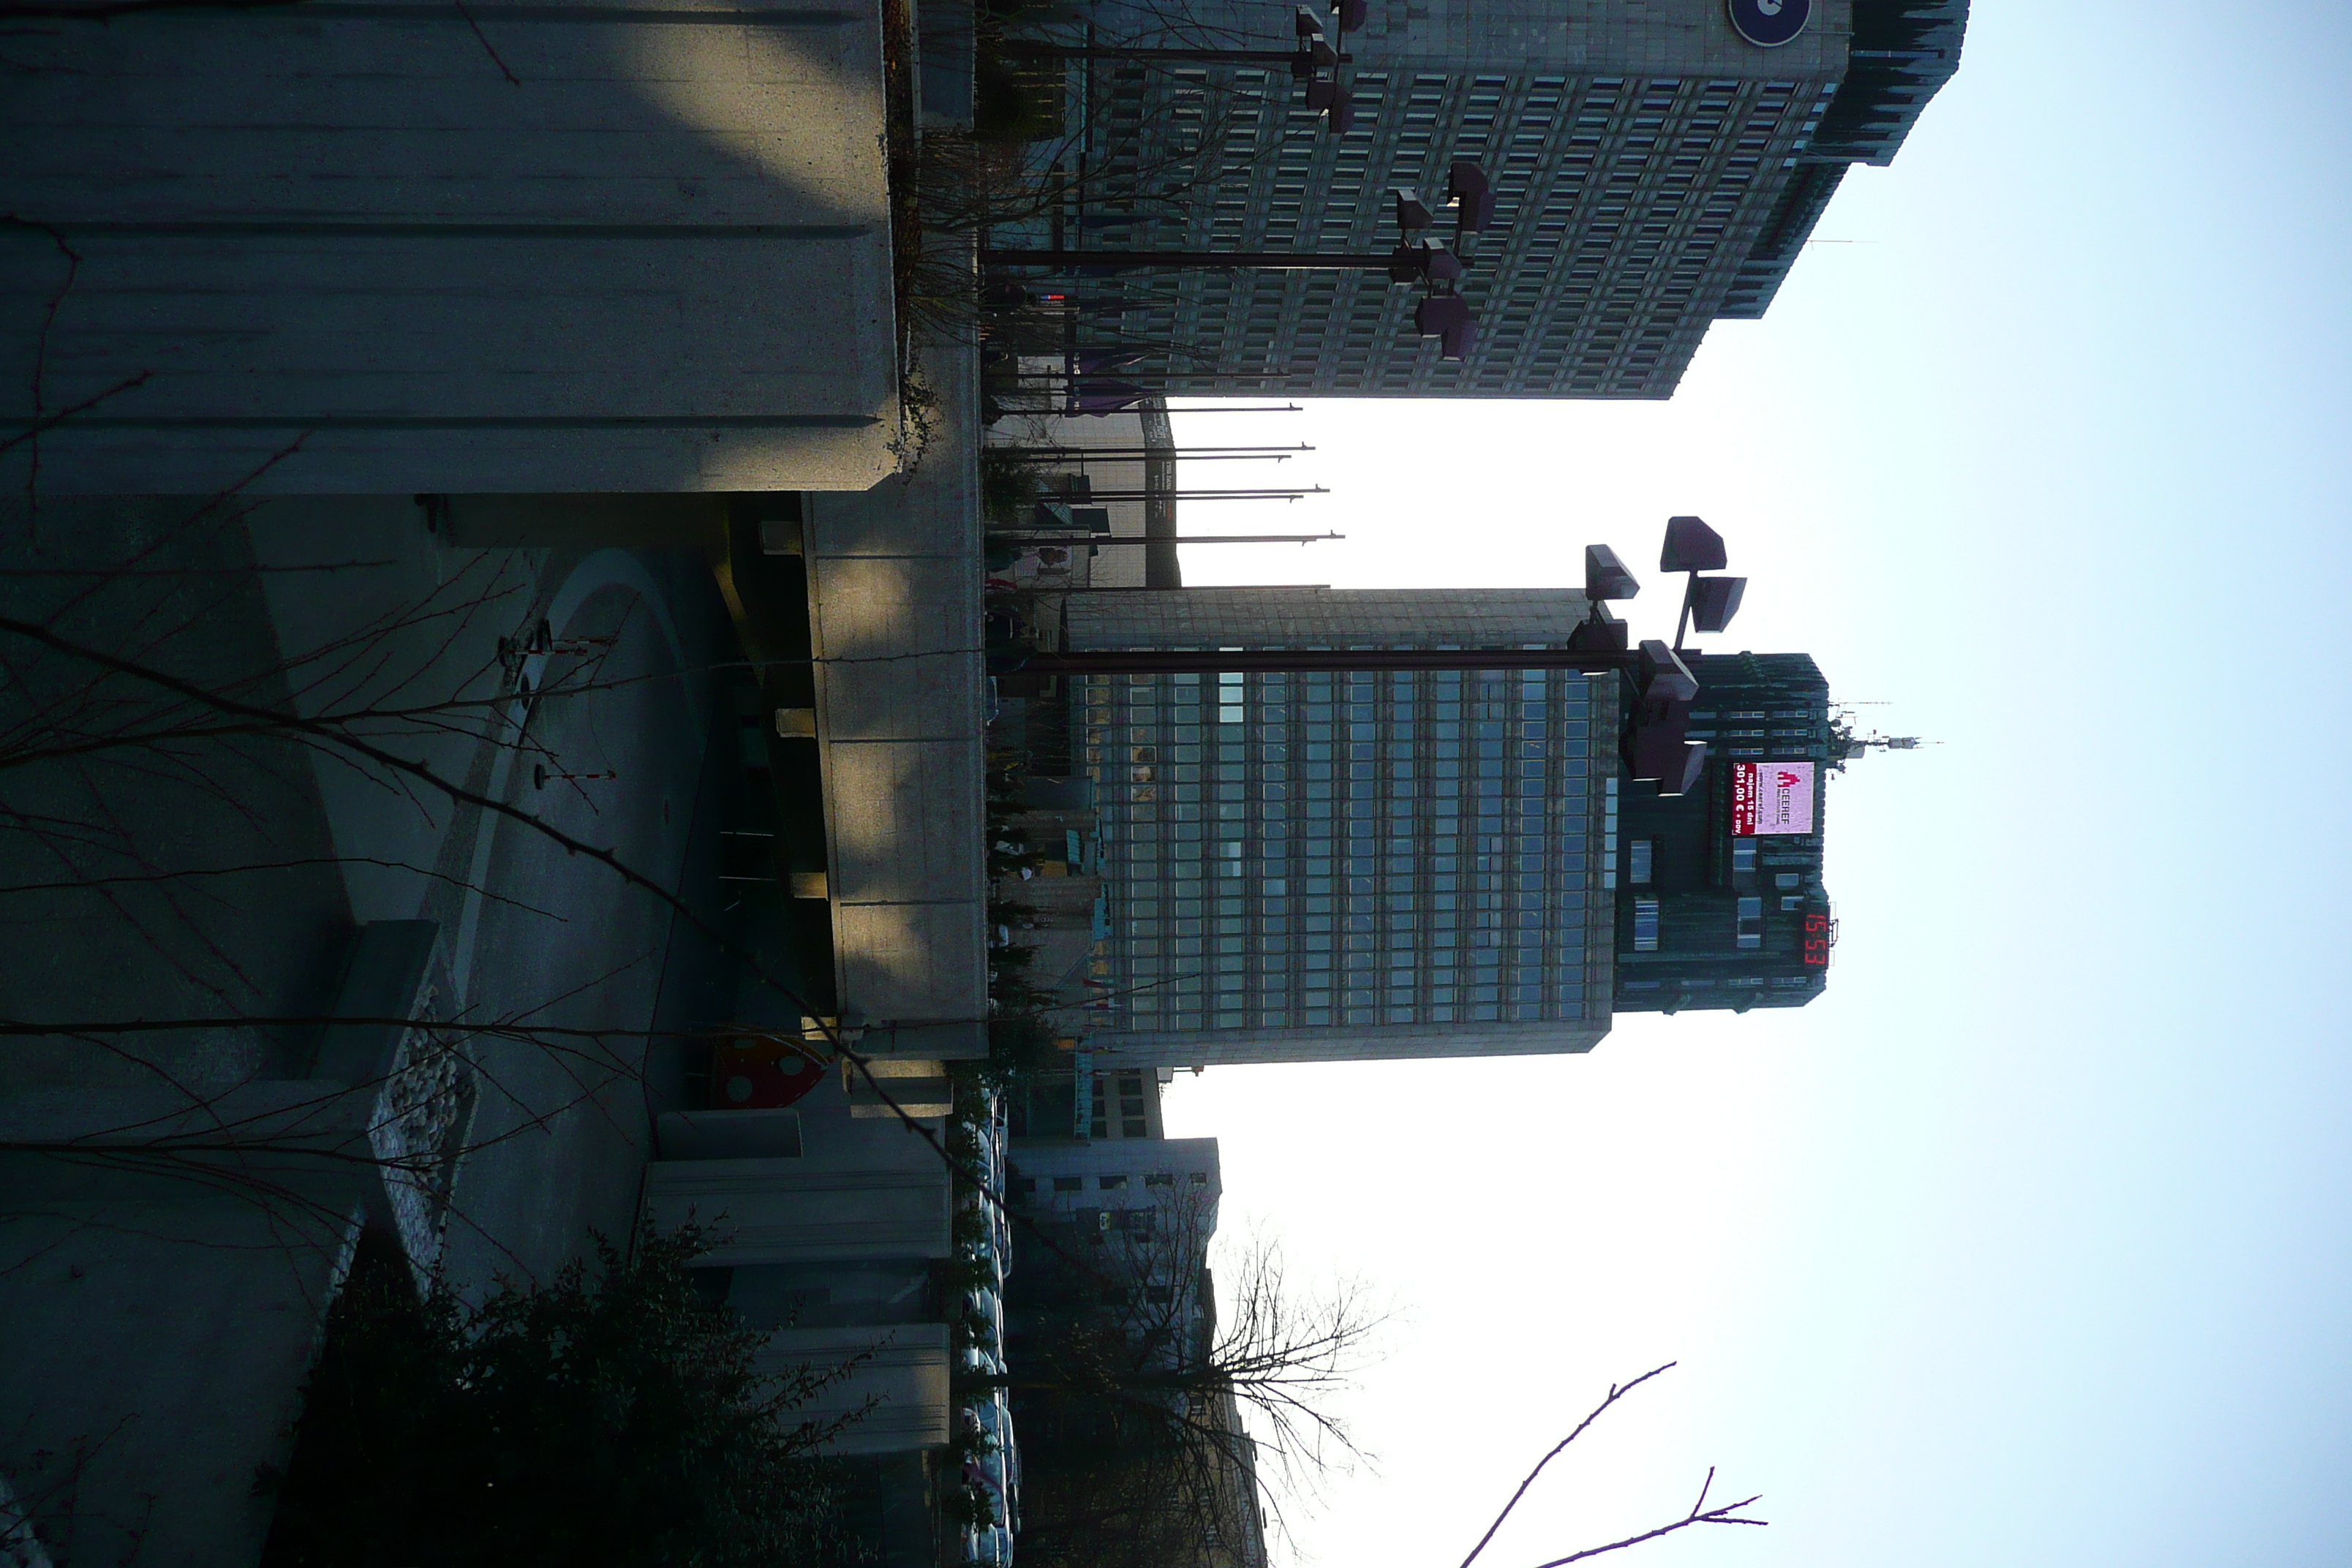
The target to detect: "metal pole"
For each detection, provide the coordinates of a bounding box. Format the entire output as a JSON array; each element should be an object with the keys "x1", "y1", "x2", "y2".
[
  {"x1": 982, "y1": 248, "x2": 1401, "y2": 272},
  {"x1": 990, "y1": 446, "x2": 1314, "y2": 458},
  {"x1": 1058, "y1": 489, "x2": 1324, "y2": 500},
  {"x1": 986, "y1": 532, "x2": 1341, "y2": 546},
  {"x1": 1005, "y1": 370, "x2": 1299, "y2": 382},
  {"x1": 994, "y1": 647, "x2": 1639, "y2": 675},
  {"x1": 1049, "y1": 584, "x2": 1333, "y2": 592},
  {"x1": 997, "y1": 44, "x2": 1353, "y2": 61}
]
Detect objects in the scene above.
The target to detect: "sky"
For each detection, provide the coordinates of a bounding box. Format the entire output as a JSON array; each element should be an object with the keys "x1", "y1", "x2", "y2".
[{"x1": 1156, "y1": 6, "x2": 2352, "y2": 1567}]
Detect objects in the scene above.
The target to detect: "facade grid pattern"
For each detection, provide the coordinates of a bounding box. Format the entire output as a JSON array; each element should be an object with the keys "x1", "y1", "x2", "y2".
[
  {"x1": 1057, "y1": 587, "x2": 1622, "y2": 1063},
  {"x1": 1110, "y1": 71, "x2": 1833, "y2": 397},
  {"x1": 1028, "y1": 0, "x2": 1866, "y2": 398},
  {"x1": 1005, "y1": 2, "x2": 1963, "y2": 399},
  {"x1": 1079, "y1": 666, "x2": 1618, "y2": 1034}
]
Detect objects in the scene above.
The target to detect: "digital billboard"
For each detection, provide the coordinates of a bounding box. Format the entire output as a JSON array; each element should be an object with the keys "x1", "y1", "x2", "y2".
[{"x1": 1731, "y1": 761, "x2": 1816, "y2": 836}]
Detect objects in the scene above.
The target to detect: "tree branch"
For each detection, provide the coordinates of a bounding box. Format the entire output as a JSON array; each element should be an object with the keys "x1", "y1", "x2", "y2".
[{"x1": 1458, "y1": 1362, "x2": 1678, "y2": 1568}]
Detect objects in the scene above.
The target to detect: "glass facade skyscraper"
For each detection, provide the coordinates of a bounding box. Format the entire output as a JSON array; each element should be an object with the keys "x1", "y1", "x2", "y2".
[{"x1": 1059, "y1": 589, "x2": 1619, "y2": 1067}]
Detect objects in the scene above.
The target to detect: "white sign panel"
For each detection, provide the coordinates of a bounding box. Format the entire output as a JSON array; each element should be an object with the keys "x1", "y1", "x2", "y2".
[{"x1": 1732, "y1": 761, "x2": 1817, "y2": 836}]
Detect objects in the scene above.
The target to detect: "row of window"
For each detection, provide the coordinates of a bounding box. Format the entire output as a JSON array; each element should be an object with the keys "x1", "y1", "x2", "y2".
[
  {"x1": 1117, "y1": 862, "x2": 1591, "y2": 886},
  {"x1": 1086, "y1": 691, "x2": 1599, "y2": 715},
  {"x1": 1068, "y1": 60, "x2": 1815, "y2": 392},
  {"x1": 1119, "y1": 833, "x2": 1588, "y2": 857},
  {"x1": 1115, "y1": 941, "x2": 1595, "y2": 979},
  {"x1": 1127, "y1": 981, "x2": 1587, "y2": 1005},
  {"x1": 1090, "y1": 678, "x2": 1583, "y2": 695},
  {"x1": 1102, "y1": 792, "x2": 1588, "y2": 815},
  {"x1": 1121, "y1": 1000, "x2": 1591, "y2": 1028},
  {"x1": 1024, "y1": 1171, "x2": 1210, "y2": 1194},
  {"x1": 1101, "y1": 768, "x2": 1587, "y2": 790},
  {"x1": 1123, "y1": 940, "x2": 1588, "y2": 965},
  {"x1": 1096, "y1": 726, "x2": 1594, "y2": 753},
  {"x1": 1629, "y1": 894, "x2": 1809, "y2": 952}
]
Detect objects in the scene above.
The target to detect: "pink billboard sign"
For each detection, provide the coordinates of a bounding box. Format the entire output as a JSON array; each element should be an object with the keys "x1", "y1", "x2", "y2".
[{"x1": 1732, "y1": 761, "x2": 1817, "y2": 836}]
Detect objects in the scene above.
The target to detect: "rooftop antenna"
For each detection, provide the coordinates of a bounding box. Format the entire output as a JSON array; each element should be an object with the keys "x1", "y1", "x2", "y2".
[{"x1": 1828, "y1": 706, "x2": 1937, "y2": 767}]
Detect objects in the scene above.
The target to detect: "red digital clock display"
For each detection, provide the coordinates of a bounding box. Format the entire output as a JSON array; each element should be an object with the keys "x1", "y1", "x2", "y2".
[{"x1": 1801, "y1": 911, "x2": 1831, "y2": 967}]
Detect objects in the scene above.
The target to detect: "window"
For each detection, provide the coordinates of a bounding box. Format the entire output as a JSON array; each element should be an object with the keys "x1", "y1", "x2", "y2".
[
  {"x1": 1632, "y1": 898, "x2": 1660, "y2": 951},
  {"x1": 1054, "y1": 1177, "x2": 1083, "y2": 1194},
  {"x1": 1731, "y1": 840, "x2": 1757, "y2": 874},
  {"x1": 1628, "y1": 840, "x2": 1654, "y2": 884},
  {"x1": 1145, "y1": 1172, "x2": 1175, "y2": 1187},
  {"x1": 1098, "y1": 1174, "x2": 1128, "y2": 1190}
]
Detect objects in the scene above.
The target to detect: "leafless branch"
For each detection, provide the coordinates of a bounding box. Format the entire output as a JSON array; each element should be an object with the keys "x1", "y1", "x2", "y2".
[
  {"x1": 1459, "y1": 1363, "x2": 1678, "y2": 1568},
  {"x1": 1520, "y1": 1466, "x2": 1767, "y2": 1568},
  {"x1": 1452, "y1": 1366, "x2": 1766, "y2": 1568}
]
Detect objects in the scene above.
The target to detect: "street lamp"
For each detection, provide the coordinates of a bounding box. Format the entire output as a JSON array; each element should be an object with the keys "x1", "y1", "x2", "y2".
[
  {"x1": 983, "y1": 159, "x2": 1493, "y2": 363},
  {"x1": 1658, "y1": 514, "x2": 1748, "y2": 649},
  {"x1": 992, "y1": 514, "x2": 1753, "y2": 802},
  {"x1": 1583, "y1": 517, "x2": 1752, "y2": 794},
  {"x1": 1006, "y1": 516, "x2": 1747, "y2": 802},
  {"x1": 998, "y1": 2, "x2": 1363, "y2": 132},
  {"x1": 984, "y1": 8, "x2": 1512, "y2": 373},
  {"x1": 996, "y1": 10, "x2": 1339, "y2": 75}
]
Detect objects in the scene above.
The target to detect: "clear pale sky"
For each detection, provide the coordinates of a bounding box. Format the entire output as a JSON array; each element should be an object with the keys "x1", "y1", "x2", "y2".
[{"x1": 1159, "y1": 5, "x2": 2352, "y2": 1566}]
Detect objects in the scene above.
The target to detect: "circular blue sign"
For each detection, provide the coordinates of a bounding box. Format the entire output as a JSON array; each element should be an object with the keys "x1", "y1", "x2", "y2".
[{"x1": 1727, "y1": 0, "x2": 1810, "y2": 47}]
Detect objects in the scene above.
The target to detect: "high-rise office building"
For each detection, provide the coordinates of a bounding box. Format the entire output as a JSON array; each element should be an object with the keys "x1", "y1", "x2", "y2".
[
  {"x1": 1616, "y1": 652, "x2": 1837, "y2": 1013},
  {"x1": 1030, "y1": 588, "x2": 1851, "y2": 1065},
  {"x1": 1060, "y1": 587, "x2": 1621, "y2": 1067},
  {"x1": 1000, "y1": 0, "x2": 1966, "y2": 397}
]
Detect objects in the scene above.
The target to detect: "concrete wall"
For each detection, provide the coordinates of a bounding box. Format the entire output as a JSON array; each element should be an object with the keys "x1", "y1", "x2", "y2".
[
  {"x1": 644, "y1": 1062, "x2": 965, "y2": 1459},
  {"x1": 807, "y1": 344, "x2": 988, "y2": 1058},
  {"x1": 760, "y1": 1324, "x2": 953, "y2": 1455},
  {"x1": 643, "y1": 1154, "x2": 951, "y2": 1266},
  {"x1": 2, "y1": 0, "x2": 901, "y2": 494}
]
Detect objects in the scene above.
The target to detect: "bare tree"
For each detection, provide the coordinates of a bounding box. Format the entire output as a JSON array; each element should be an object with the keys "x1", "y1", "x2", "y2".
[
  {"x1": 979, "y1": 1183, "x2": 1382, "y2": 1568},
  {"x1": 1457, "y1": 1365, "x2": 1768, "y2": 1568}
]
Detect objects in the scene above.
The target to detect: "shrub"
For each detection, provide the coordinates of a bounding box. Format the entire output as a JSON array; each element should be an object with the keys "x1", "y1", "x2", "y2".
[{"x1": 261, "y1": 1225, "x2": 863, "y2": 1568}]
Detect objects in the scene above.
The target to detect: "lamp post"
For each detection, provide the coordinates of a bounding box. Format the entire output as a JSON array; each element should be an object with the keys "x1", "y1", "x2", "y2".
[
  {"x1": 979, "y1": 240, "x2": 1461, "y2": 280},
  {"x1": 987, "y1": 444, "x2": 1315, "y2": 460},
  {"x1": 987, "y1": 3, "x2": 1520, "y2": 373},
  {"x1": 1656, "y1": 514, "x2": 1749, "y2": 649},
  {"x1": 985, "y1": 532, "x2": 1344, "y2": 547},
  {"x1": 988, "y1": 518, "x2": 1756, "y2": 798},
  {"x1": 985, "y1": 161, "x2": 1493, "y2": 361},
  {"x1": 1002, "y1": 3, "x2": 1363, "y2": 129}
]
